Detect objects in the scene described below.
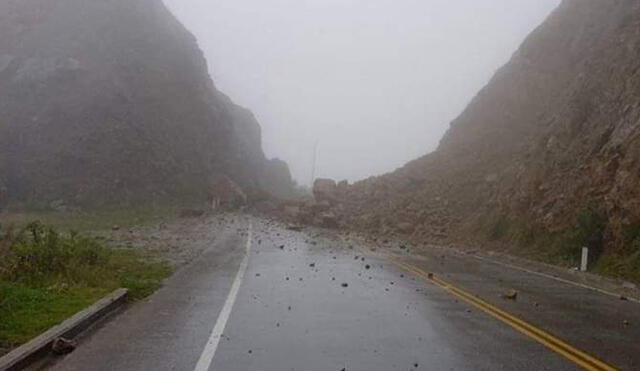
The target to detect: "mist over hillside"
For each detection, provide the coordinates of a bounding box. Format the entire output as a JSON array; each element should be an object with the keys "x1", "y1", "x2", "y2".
[
  {"x1": 298, "y1": 0, "x2": 640, "y2": 275},
  {"x1": 163, "y1": 0, "x2": 560, "y2": 185},
  {"x1": 0, "y1": 0, "x2": 294, "y2": 208}
]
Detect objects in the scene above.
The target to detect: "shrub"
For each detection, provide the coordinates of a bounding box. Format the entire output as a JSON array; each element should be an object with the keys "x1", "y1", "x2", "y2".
[
  {"x1": 563, "y1": 204, "x2": 606, "y2": 262},
  {"x1": 0, "y1": 222, "x2": 109, "y2": 285},
  {"x1": 486, "y1": 214, "x2": 510, "y2": 241},
  {"x1": 0, "y1": 222, "x2": 172, "y2": 347},
  {"x1": 0, "y1": 221, "x2": 171, "y2": 295}
]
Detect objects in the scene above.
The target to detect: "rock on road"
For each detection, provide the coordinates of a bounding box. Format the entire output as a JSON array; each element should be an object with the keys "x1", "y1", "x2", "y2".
[{"x1": 44, "y1": 216, "x2": 639, "y2": 371}]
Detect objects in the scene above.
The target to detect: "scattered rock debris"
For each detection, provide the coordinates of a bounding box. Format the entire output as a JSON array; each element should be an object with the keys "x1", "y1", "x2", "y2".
[
  {"x1": 52, "y1": 337, "x2": 76, "y2": 355},
  {"x1": 503, "y1": 289, "x2": 518, "y2": 300},
  {"x1": 622, "y1": 282, "x2": 637, "y2": 290}
]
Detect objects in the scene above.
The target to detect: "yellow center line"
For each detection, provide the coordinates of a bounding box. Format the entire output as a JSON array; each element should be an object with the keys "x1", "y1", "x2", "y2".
[
  {"x1": 357, "y1": 245, "x2": 618, "y2": 371},
  {"x1": 395, "y1": 259, "x2": 618, "y2": 371},
  {"x1": 358, "y1": 248, "x2": 617, "y2": 371}
]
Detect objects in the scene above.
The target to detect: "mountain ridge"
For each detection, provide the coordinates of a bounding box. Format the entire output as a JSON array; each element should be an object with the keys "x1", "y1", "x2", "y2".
[
  {"x1": 313, "y1": 0, "x2": 640, "y2": 278},
  {"x1": 0, "y1": 0, "x2": 294, "y2": 208}
]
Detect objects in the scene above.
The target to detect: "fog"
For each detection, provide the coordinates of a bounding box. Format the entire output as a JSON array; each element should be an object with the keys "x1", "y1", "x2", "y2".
[{"x1": 163, "y1": 0, "x2": 560, "y2": 185}]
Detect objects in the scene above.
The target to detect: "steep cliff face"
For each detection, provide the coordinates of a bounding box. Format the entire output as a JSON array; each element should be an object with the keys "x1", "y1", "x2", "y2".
[
  {"x1": 0, "y1": 0, "x2": 294, "y2": 207},
  {"x1": 337, "y1": 0, "x2": 640, "y2": 271}
]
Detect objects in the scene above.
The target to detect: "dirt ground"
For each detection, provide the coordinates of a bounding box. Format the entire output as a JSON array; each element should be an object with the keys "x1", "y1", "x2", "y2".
[{"x1": 91, "y1": 213, "x2": 247, "y2": 268}]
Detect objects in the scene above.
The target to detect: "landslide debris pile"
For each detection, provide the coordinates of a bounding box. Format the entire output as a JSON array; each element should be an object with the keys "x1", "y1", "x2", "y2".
[
  {"x1": 305, "y1": 0, "x2": 640, "y2": 269},
  {"x1": 0, "y1": 0, "x2": 293, "y2": 208}
]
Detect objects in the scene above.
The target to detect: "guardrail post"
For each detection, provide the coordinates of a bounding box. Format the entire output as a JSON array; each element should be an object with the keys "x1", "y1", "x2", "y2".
[{"x1": 580, "y1": 247, "x2": 589, "y2": 272}]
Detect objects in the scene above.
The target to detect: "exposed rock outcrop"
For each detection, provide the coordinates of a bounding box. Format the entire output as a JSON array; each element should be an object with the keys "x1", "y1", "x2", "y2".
[
  {"x1": 208, "y1": 175, "x2": 247, "y2": 211},
  {"x1": 329, "y1": 0, "x2": 640, "y2": 270},
  {"x1": 313, "y1": 179, "x2": 338, "y2": 203},
  {"x1": 260, "y1": 159, "x2": 296, "y2": 199},
  {"x1": 0, "y1": 0, "x2": 294, "y2": 208}
]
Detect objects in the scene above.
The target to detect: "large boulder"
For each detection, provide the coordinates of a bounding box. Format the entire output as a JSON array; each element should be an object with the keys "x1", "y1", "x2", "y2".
[
  {"x1": 319, "y1": 212, "x2": 340, "y2": 229},
  {"x1": 283, "y1": 205, "x2": 301, "y2": 219},
  {"x1": 396, "y1": 222, "x2": 415, "y2": 234},
  {"x1": 313, "y1": 178, "x2": 337, "y2": 202},
  {"x1": 209, "y1": 175, "x2": 247, "y2": 211},
  {"x1": 336, "y1": 180, "x2": 349, "y2": 192}
]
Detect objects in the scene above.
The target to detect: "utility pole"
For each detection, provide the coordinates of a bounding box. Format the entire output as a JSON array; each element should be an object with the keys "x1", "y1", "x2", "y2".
[{"x1": 310, "y1": 139, "x2": 319, "y2": 186}]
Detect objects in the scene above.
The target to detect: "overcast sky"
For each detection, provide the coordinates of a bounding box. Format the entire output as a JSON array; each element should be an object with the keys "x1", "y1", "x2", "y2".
[{"x1": 163, "y1": 0, "x2": 560, "y2": 185}]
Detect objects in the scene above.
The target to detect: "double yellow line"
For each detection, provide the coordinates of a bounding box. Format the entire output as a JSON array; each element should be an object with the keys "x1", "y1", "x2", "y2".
[{"x1": 388, "y1": 257, "x2": 618, "y2": 371}]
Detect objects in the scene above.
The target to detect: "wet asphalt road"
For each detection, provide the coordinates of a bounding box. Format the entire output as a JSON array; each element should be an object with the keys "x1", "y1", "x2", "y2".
[{"x1": 45, "y1": 216, "x2": 639, "y2": 371}]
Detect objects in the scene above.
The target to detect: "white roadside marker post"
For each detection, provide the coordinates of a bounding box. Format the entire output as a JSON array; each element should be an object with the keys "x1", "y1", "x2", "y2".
[{"x1": 580, "y1": 247, "x2": 589, "y2": 272}]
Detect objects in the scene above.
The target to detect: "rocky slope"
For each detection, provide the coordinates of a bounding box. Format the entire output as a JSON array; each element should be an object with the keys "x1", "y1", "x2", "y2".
[
  {"x1": 0, "y1": 0, "x2": 294, "y2": 208},
  {"x1": 310, "y1": 0, "x2": 640, "y2": 276}
]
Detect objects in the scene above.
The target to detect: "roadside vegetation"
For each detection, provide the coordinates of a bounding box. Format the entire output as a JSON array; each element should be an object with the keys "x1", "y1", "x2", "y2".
[
  {"x1": 0, "y1": 221, "x2": 172, "y2": 351},
  {"x1": 482, "y1": 205, "x2": 640, "y2": 283},
  {"x1": 595, "y1": 222, "x2": 640, "y2": 282},
  {"x1": 0, "y1": 204, "x2": 180, "y2": 232}
]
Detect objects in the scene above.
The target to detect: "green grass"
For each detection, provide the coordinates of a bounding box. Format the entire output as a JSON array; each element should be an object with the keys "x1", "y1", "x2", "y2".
[
  {"x1": 0, "y1": 205, "x2": 180, "y2": 232},
  {"x1": 591, "y1": 223, "x2": 640, "y2": 282},
  {"x1": 592, "y1": 252, "x2": 640, "y2": 283},
  {"x1": 485, "y1": 214, "x2": 510, "y2": 241},
  {"x1": 0, "y1": 283, "x2": 105, "y2": 345},
  {"x1": 0, "y1": 222, "x2": 172, "y2": 349}
]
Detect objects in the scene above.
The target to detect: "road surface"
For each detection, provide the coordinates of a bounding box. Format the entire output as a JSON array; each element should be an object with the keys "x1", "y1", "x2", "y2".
[{"x1": 44, "y1": 216, "x2": 639, "y2": 371}]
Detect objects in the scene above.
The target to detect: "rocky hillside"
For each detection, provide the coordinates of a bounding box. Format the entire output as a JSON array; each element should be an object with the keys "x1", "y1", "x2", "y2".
[
  {"x1": 0, "y1": 0, "x2": 294, "y2": 208},
  {"x1": 312, "y1": 0, "x2": 640, "y2": 276}
]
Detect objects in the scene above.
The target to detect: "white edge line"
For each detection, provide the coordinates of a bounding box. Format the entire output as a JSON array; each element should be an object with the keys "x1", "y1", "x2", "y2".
[
  {"x1": 193, "y1": 221, "x2": 253, "y2": 371},
  {"x1": 472, "y1": 254, "x2": 640, "y2": 304},
  {"x1": 346, "y1": 233, "x2": 639, "y2": 304}
]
